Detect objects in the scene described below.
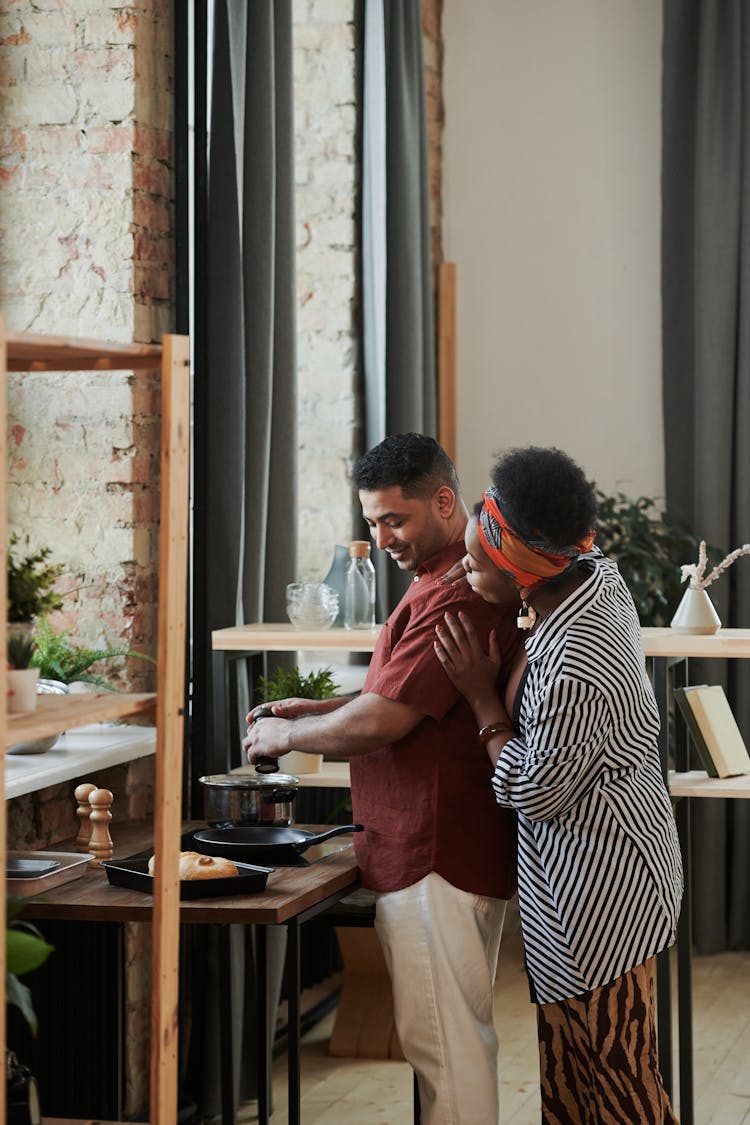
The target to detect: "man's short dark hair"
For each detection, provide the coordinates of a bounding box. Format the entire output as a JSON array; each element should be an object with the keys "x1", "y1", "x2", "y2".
[
  {"x1": 353, "y1": 433, "x2": 460, "y2": 498},
  {"x1": 490, "y1": 446, "x2": 597, "y2": 548}
]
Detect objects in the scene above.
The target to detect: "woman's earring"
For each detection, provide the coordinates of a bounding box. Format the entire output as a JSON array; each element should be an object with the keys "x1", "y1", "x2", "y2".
[{"x1": 517, "y1": 602, "x2": 537, "y2": 630}]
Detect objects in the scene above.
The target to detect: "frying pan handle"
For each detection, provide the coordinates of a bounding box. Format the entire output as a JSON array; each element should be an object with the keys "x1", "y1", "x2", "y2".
[{"x1": 303, "y1": 824, "x2": 364, "y2": 847}]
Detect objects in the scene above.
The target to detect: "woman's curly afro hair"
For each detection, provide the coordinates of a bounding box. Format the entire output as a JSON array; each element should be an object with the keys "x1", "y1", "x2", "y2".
[{"x1": 490, "y1": 446, "x2": 597, "y2": 550}]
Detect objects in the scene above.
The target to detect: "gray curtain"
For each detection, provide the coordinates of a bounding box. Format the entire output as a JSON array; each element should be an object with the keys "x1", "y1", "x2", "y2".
[
  {"x1": 662, "y1": 0, "x2": 750, "y2": 952},
  {"x1": 189, "y1": 0, "x2": 296, "y2": 1113},
  {"x1": 193, "y1": 0, "x2": 297, "y2": 776},
  {"x1": 362, "y1": 0, "x2": 437, "y2": 617}
]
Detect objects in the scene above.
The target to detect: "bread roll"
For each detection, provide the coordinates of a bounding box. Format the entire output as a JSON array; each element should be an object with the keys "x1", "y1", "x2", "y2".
[{"x1": 147, "y1": 851, "x2": 238, "y2": 880}]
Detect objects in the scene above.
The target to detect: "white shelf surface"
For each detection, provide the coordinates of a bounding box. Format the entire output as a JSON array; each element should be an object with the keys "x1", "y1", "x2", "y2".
[{"x1": 5, "y1": 723, "x2": 156, "y2": 799}]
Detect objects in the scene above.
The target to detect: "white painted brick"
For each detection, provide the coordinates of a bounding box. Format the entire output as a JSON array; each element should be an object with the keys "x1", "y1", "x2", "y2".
[
  {"x1": 0, "y1": 83, "x2": 78, "y2": 126},
  {"x1": 310, "y1": 0, "x2": 355, "y2": 24}
]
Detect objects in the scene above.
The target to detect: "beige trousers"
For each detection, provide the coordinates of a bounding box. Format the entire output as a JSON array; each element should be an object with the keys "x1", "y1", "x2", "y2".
[{"x1": 374, "y1": 871, "x2": 507, "y2": 1125}]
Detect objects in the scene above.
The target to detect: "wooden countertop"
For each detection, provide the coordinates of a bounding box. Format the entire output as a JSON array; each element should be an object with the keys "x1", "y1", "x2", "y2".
[{"x1": 21, "y1": 821, "x2": 359, "y2": 926}]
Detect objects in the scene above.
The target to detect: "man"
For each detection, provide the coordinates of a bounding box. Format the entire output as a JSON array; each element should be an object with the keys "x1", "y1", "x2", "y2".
[{"x1": 243, "y1": 433, "x2": 519, "y2": 1124}]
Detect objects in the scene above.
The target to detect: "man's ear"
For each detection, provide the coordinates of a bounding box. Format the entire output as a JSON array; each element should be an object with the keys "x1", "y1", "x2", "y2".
[{"x1": 434, "y1": 486, "x2": 456, "y2": 518}]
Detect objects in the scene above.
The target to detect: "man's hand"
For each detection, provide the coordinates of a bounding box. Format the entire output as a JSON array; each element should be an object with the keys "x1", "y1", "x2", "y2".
[
  {"x1": 247, "y1": 696, "x2": 342, "y2": 723},
  {"x1": 243, "y1": 715, "x2": 292, "y2": 765}
]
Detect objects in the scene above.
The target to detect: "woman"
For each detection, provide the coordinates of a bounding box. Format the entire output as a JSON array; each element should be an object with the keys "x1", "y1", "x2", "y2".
[{"x1": 434, "y1": 446, "x2": 682, "y2": 1124}]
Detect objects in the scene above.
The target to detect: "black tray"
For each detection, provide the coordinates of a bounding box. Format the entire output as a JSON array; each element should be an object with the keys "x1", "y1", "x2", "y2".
[{"x1": 101, "y1": 857, "x2": 274, "y2": 899}]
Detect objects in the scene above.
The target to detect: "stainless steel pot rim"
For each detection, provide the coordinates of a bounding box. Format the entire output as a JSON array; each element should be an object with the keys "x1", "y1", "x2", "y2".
[{"x1": 199, "y1": 772, "x2": 300, "y2": 789}]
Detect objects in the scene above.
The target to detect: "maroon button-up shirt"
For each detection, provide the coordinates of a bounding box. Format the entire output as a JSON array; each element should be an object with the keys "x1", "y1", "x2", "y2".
[{"x1": 350, "y1": 540, "x2": 520, "y2": 898}]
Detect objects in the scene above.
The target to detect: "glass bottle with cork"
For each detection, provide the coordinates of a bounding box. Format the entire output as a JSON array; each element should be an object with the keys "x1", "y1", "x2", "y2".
[{"x1": 344, "y1": 540, "x2": 376, "y2": 629}]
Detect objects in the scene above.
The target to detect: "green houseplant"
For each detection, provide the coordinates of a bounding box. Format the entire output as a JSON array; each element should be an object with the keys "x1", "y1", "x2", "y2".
[
  {"x1": 7, "y1": 534, "x2": 64, "y2": 627},
  {"x1": 6, "y1": 898, "x2": 54, "y2": 1037},
  {"x1": 255, "y1": 664, "x2": 340, "y2": 774},
  {"x1": 30, "y1": 616, "x2": 155, "y2": 689},
  {"x1": 7, "y1": 633, "x2": 35, "y2": 671},
  {"x1": 594, "y1": 491, "x2": 710, "y2": 626},
  {"x1": 255, "y1": 664, "x2": 340, "y2": 706}
]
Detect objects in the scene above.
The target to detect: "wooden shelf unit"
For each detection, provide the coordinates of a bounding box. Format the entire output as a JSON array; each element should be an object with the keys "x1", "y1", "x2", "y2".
[
  {"x1": 0, "y1": 323, "x2": 190, "y2": 1125},
  {"x1": 641, "y1": 625, "x2": 750, "y2": 1125}
]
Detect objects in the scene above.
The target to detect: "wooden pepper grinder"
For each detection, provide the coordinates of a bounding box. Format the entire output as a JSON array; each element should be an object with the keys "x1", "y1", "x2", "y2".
[
  {"x1": 87, "y1": 787, "x2": 114, "y2": 867},
  {"x1": 74, "y1": 782, "x2": 97, "y2": 853}
]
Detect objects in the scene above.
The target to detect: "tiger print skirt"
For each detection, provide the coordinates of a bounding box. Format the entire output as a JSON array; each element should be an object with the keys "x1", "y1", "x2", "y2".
[{"x1": 536, "y1": 957, "x2": 679, "y2": 1124}]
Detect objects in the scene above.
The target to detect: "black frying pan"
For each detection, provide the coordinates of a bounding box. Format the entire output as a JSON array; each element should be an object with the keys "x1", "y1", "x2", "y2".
[{"x1": 193, "y1": 823, "x2": 363, "y2": 862}]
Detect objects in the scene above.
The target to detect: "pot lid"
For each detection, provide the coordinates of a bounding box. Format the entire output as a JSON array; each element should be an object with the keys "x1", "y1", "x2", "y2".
[{"x1": 199, "y1": 772, "x2": 299, "y2": 789}]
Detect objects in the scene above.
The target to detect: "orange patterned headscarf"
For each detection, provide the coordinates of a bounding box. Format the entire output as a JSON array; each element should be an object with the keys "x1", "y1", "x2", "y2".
[{"x1": 478, "y1": 488, "x2": 595, "y2": 590}]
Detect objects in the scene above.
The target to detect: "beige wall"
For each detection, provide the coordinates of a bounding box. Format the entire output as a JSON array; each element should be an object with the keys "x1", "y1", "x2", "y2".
[{"x1": 442, "y1": 0, "x2": 664, "y2": 505}]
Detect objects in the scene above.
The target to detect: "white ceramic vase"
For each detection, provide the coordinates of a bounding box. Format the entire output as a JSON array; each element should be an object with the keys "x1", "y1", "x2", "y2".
[{"x1": 669, "y1": 587, "x2": 721, "y2": 635}]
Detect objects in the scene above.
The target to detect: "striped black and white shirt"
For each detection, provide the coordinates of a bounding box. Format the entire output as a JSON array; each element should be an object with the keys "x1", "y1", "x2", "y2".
[{"x1": 493, "y1": 551, "x2": 683, "y2": 1004}]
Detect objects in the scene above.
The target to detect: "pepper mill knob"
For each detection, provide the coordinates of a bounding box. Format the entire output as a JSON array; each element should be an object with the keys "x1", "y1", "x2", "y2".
[
  {"x1": 88, "y1": 787, "x2": 114, "y2": 867},
  {"x1": 74, "y1": 782, "x2": 97, "y2": 853}
]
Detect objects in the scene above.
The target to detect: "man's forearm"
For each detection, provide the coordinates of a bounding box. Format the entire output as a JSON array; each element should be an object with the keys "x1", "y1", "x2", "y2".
[
  {"x1": 246, "y1": 691, "x2": 421, "y2": 762},
  {"x1": 284, "y1": 694, "x2": 412, "y2": 757}
]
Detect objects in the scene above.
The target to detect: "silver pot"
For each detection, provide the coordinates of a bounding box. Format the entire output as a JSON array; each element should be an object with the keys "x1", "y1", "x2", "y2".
[{"x1": 198, "y1": 772, "x2": 299, "y2": 827}]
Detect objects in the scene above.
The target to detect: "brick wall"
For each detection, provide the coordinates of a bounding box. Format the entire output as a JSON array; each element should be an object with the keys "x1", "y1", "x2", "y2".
[
  {"x1": 0, "y1": 1, "x2": 172, "y2": 688},
  {"x1": 293, "y1": 0, "x2": 360, "y2": 584},
  {"x1": 0, "y1": 4, "x2": 172, "y2": 1117}
]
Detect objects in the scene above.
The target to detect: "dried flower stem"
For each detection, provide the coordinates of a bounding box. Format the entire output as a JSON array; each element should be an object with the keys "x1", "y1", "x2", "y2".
[{"x1": 682, "y1": 541, "x2": 750, "y2": 590}]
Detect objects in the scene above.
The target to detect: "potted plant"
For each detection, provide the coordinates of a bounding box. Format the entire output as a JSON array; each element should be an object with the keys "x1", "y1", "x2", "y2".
[
  {"x1": 255, "y1": 664, "x2": 340, "y2": 774},
  {"x1": 7, "y1": 534, "x2": 64, "y2": 634},
  {"x1": 8, "y1": 619, "x2": 155, "y2": 756},
  {"x1": 594, "y1": 491, "x2": 711, "y2": 626},
  {"x1": 7, "y1": 633, "x2": 40, "y2": 714}
]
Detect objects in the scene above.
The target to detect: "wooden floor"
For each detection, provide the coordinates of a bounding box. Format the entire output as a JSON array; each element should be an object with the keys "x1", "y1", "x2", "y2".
[{"x1": 240, "y1": 910, "x2": 750, "y2": 1124}]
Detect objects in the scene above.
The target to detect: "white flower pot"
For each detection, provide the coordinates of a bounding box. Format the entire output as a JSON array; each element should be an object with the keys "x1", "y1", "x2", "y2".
[
  {"x1": 7, "y1": 667, "x2": 40, "y2": 713},
  {"x1": 670, "y1": 587, "x2": 721, "y2": 634},
  {"x1": 278, "y1": 750, "x2": 324, "y2": 775}
]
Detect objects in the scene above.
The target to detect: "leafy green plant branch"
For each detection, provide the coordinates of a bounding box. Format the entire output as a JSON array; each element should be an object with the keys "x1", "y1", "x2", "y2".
[
  {"x1": 7, "y1": 533, "x2": 64, "y2": 624},
  {"x1": 7, "y1": 898, "x2": 54, "y2": 1036},
  {"x1": 595, "y1": 491, "x2": 714, "y2": 626},
  {"x1": 255, "y1": 664, "x2": 340, "y2": 704},
  {"x1": 30, "y1": 616, "x2": 155, "y2": 687}
]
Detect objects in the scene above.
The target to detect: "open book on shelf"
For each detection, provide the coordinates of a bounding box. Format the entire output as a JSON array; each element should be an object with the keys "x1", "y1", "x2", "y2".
[{"x1": 674, "y1": 685, "x2": 750, "y2": 778}]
